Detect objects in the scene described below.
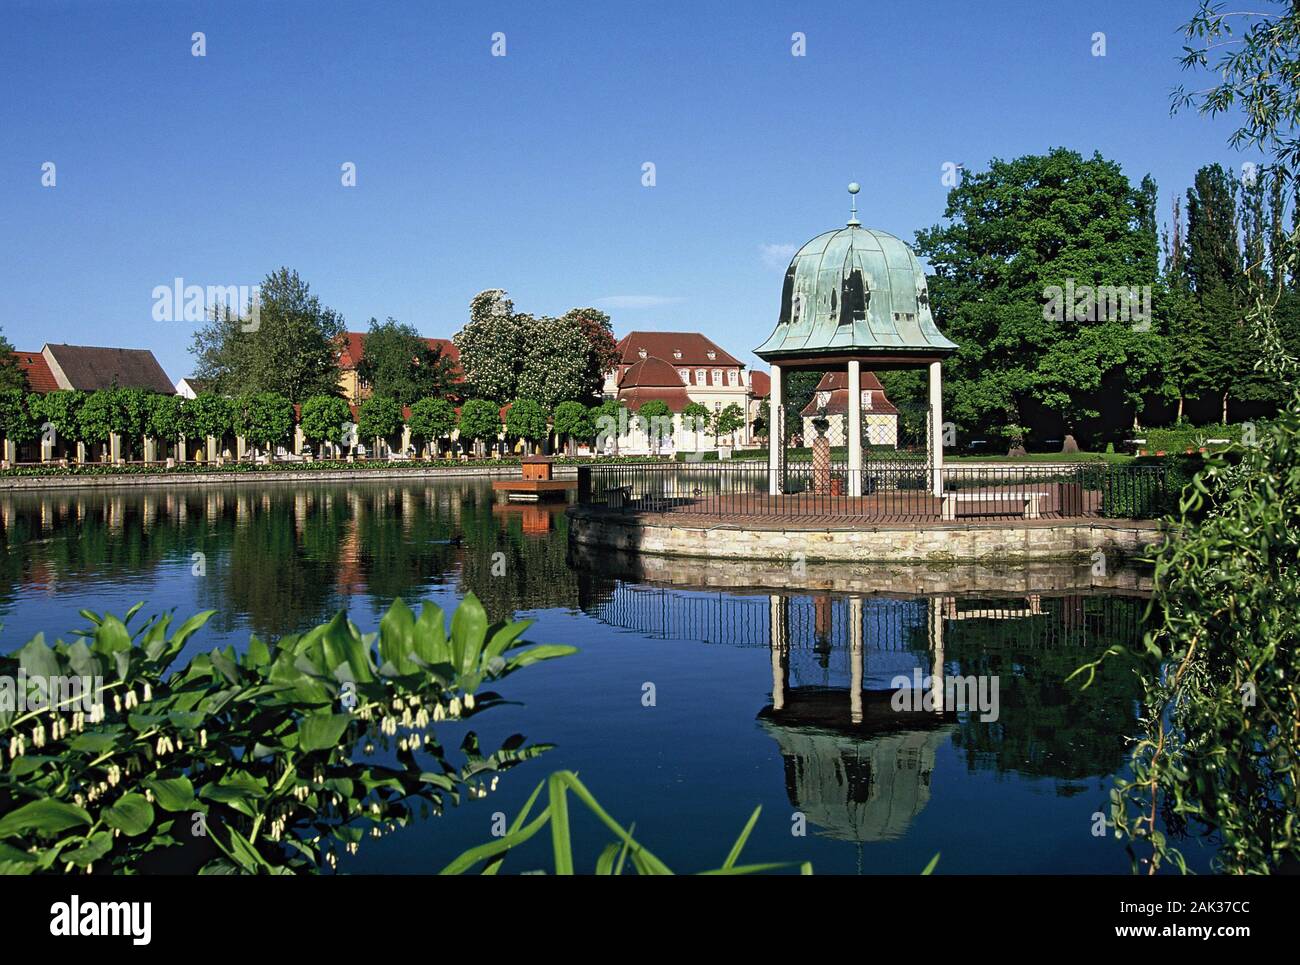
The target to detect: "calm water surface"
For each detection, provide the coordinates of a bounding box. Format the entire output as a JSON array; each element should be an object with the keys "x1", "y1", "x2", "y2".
[{"x1": 0, "y1": 479, "x2": 1210, "y2": 874}]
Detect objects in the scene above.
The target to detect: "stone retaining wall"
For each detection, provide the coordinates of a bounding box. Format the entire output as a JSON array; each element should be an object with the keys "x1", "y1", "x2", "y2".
[
  {"x1": 567, "y1": 505, "x2": 1163, "y2": 565},
  {"x1": 0, "y1": 464, "x2": 578, "y2": 492}
]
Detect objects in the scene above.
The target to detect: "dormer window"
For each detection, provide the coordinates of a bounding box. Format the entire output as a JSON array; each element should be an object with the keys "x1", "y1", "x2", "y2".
[
  {"x1": 707, "y1": 350, "x2": 716, "y2": 361},
  {"x1": 673, "y1": 349, "x2": 682, "y2": 359},
  {"x1": 638, "y1": 348, "x2": 647, "y2": 359},
  {"x1": 679, "y1": 368, "x2": 690, "y2": 383}
]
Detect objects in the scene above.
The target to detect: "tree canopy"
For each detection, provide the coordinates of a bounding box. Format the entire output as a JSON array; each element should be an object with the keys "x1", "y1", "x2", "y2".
[{"x1": 190, "y1": 268, "x2": 344, "y2": 403}]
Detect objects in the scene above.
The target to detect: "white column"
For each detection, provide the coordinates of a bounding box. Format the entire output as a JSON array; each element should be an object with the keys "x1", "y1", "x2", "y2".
[
  {"x1": 769, "y1": 595, "x2": 787, "y2": 711},
  {"x1": 929, "y1": 360, "x2": 944, "y2": 497},
  {"x1": 768, "y1": 363, "x2": 783, "y2": 495},
  {"x1": 849, "y1": 596, "x2": 864, "y2": 724},
  {"x1": 930, "y1": 596, "x2": 946, "y2": 713},
  {"x1": 848, "y1": 360, "x2": 863, "y2": 497}
]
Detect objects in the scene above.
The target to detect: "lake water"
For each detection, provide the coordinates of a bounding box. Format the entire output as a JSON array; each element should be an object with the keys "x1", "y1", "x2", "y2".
[{"x1": 0, "y1": 479, "x2": 1211, "y2": 874}]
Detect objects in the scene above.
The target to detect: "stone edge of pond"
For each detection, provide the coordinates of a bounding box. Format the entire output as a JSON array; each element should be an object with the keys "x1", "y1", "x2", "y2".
[
  {"x1": 565, "y1": 503, "x2": 1163, "y2": 566},
  {"x1": 0, "y1": 464, "x2": 579, "y2": 490}
]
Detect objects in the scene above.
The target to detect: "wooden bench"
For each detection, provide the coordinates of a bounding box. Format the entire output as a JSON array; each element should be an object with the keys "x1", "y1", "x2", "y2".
[{"x1": 941, "y1": 491, "x2": 1043, "y2": 520}]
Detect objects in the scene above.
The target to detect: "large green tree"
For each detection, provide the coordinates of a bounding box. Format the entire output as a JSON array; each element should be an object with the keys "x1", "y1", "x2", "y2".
[
  {"x1": 516, "y1": 314, "x2": 597, "y2": 410},
  {"x1": 190, "y1": 268, "x2": 344, "y2": 403},
  {"x1": 453, "y1": 290, "x2": 522, "y2": 403},
  {"x1": 356, "y1": 317, "x2": 458, "y2": 405},
  {"x1": 455, "y1": 292, "x2": 616, "y2": 407},
  {"x1": 914, "y1": 148, "x2": 1165, "y2": 448}
]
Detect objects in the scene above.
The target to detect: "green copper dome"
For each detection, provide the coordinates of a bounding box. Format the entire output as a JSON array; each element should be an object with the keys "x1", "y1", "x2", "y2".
[{"x1": 754, "y1": 220, "x2": 958, "y2": 362}]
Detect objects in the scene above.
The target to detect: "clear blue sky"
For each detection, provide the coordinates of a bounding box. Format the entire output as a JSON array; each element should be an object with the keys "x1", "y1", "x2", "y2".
[{"x1": 0, "y1": 0, "x2": 1251, "y2": 383}]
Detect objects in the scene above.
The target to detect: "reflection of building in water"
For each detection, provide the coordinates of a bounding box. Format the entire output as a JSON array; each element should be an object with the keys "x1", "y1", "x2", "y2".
[
  {"x1": 761, "y1": 716, "x2": 951, "y2": 843},
  {"x1": 760, "y1": 593, "x2": 955, "y2": 844}
]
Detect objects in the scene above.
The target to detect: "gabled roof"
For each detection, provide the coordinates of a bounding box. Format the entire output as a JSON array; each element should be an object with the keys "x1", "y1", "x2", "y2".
[
  {"x1": 616, "y1": 331, "x2": 743, "y2": 368},
  {"x1": 10, "y1": 351, "x2": 59, "y2": 393},
  {"x1": 748, "y1": 371, "x2": 771, "y2": 398},
  {"x1": 43, "y1": 344, "x2": 174, "y2": 394},
  {"x1": 799, "y1": 371, "x2": 898, "y2": 417}
]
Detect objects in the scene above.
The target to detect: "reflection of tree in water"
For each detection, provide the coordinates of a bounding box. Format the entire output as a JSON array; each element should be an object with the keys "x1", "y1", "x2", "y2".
[
  {"x1": 0, "y1": 481, "x2": 582, "y2": 641},
  {"x1": 458, "y1": 500, "x2": 580, "y2": 622},
  {"x1": 938, "y1": 595, "x2": 1147, "y2": 782},
  {"x1": 0, "y1": 493, "x2": 206, "y2": 605}
]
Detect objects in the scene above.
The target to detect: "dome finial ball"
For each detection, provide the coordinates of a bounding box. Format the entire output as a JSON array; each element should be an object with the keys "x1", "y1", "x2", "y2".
[{"x1": 847, "y1": 182, "x2": 860, "y2": 195}]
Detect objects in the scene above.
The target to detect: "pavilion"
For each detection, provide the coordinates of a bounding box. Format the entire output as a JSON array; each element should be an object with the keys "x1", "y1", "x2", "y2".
[{"x1": 755, "y1": 184, "x2": 958, "y2": 498}]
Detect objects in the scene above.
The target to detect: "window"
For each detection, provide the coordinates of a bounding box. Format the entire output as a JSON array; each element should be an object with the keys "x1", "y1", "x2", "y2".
[
  {"x1": 712, "y1": 369, "x2": 722, "y2": 385},
  {"x1": 728, "y1": 370, "x2": 739, "y2": 386},
  {"x1": 679, "y1": 369, "x2": 690, "y2": 384},
  {"x1": 696, "y1": 369, "x2": 707, "y2": 385},
  {"x1": 862, "y1": 390, "x2": 873, "y2": 410}
]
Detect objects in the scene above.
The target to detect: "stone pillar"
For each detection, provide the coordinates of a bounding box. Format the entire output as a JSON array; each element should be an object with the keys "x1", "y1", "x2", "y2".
[
  {"x1": 848, "y1": 360, "x2": 863, "y2": 497},
  {"x1": 236, "y1": 435, "x2": 247, "y2": 460},
  {"x1": 294, "y1": 424, "x2": 305, "y2": 456},
  {"x1": 40, "y1": 433, "x2": 53, "y2": 463},
  {"x1": 929, "y1": 360, "x2": 944, "y2": 497},
  {"x1": 768, "y1": 363, "x2": 783, "y2": 496},
  {"x1": 206, "y1": 435, "x2": 218, "y2": 462},
  {"x1": 143, "y1": 437, "x2": 157, "y2": 463},
  {"x1": 1, "y1": 437, "x2": 15, "y2": 466},
  {"x1": 177, "y1": 432, "x2": 187, "y2": 463},
  {"x1": 401, "y1": 425, "x2": 411, "y2": 456},
  {"x1": 109, "y1": 432, "x2": 122, "y2": 463},
  {"x1": 76, "y1": 441, "x2": 87, "y2": 465}
]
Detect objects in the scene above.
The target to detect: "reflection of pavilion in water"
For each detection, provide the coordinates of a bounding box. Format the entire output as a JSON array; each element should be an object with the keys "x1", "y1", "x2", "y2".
[{"x1": 586, "y1": 584, "x2": 1145, "y2": 846}]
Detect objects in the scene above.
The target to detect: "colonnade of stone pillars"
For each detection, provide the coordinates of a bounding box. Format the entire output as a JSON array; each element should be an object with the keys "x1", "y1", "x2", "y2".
[{"x1": 769, "y1": 360, "x2": 945, "y2": 500}]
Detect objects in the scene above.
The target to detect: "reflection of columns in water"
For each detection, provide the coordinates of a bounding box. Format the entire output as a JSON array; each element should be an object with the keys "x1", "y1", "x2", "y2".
[
  {"x1": 141, "y1": 494, "x2": 156, "y2": 532},
  {"x1": 849, "y1": 596, "x2": 864, "y2": 724},
  {"x1": 294, "y1": 492, "x2": 308, "y2": 534},
  {"x1": 929, "y1": 597, "x2": 947, "y2": 713},
  {"x1": 40, "y1": 497, "x2": 52, "y2": 533},
  {"x1": 402, "y1": 489, "x2": 414, "y2": 534},
  {"x1": 769, "y1": 594, "x2": 789, "y2": 711},
  {"x1": 109, "y1": 496, "x2": 124, "y2": 533}
]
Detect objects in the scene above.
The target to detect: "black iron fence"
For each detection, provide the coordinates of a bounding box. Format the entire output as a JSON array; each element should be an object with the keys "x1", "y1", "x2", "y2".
[{"x1": 576, "y1": 461, "x2": 1171, "y2": 521}]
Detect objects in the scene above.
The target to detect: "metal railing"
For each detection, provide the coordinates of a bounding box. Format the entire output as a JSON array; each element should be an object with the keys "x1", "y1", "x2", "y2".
[{"x1": 576, "y1": 462, "x2": 1170, "y2": 521}]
